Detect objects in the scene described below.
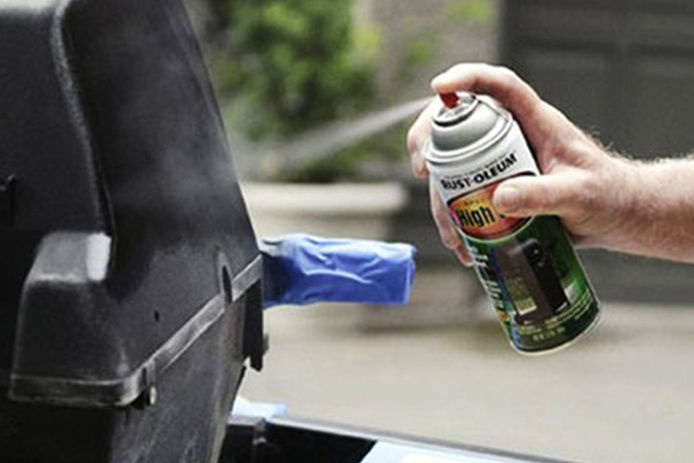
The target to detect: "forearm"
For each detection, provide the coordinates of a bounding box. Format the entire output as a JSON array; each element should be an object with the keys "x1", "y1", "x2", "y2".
[{"x1": 606, "y1": 157, "x2": 694, "y2": 262}]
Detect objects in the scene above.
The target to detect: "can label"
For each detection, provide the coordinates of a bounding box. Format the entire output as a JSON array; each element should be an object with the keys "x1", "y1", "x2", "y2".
[
  {"x1": 434, "y1": 123, "x2": 599, "y2": 353},
  {"x1": 448, "y1": 176, "x2": 530, "y2": 240}
]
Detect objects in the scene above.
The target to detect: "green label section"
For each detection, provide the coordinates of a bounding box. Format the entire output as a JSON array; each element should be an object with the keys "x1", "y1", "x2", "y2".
[{"x1": 466, "y1": 216, "x2": 600, "y2": 352}]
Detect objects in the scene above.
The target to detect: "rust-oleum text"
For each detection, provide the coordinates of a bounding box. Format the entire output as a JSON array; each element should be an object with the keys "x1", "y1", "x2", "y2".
[{"x1": 440, "y1": 152, "x2": 518, "y2": 191}]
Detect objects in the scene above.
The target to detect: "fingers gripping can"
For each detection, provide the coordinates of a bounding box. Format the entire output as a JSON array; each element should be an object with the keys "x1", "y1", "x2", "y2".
[{"x1": 425, "y1": 92, "x2": 600, "y2": 354}]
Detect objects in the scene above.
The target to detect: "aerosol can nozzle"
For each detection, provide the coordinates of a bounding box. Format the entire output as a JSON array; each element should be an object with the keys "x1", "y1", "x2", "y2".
[{"x1": 439, "y1": 92, "x2": 460, "y2": 109}]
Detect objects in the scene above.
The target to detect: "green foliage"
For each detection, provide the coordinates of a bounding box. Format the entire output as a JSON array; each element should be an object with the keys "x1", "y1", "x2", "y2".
[
  {"x1": 207, "y1": 0, "x2": 498, "y2": 182},
  {"x1": 396, "y1": 29, "x2": 438, "y2": 85},
  {"x1": 217, "y1": 0, "x2": 377, "y2": 141},
  {"x1": 442, "y1": 0, "x2": 496, "y2": 25}
]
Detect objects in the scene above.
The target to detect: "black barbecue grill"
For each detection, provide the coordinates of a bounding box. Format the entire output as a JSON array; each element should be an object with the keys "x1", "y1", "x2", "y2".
[
  {"x1": 0, "y1": 1, "x2": 578, "y2": 462},
  {"x1": 0, "y1": 0, "x2": 262, "y2": 460}
]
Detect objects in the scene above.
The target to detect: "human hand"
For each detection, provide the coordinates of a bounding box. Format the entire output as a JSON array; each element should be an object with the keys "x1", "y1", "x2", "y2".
[{"x1": 407, "y1": 63, "x2": 639, "y2": 263}]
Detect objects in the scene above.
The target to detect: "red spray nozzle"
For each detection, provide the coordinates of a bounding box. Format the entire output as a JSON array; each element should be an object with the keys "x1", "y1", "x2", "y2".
[{"x1": 439, "y1": 92, "x2": 460, "y2": 109}]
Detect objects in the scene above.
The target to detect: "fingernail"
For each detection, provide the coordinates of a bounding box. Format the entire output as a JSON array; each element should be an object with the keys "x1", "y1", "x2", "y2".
[
  {"x1": 441, "y1": 231, "x2": 460, "y2": 250},
  {"x1": 494, "y1": 186, "x2": 522, "y2": 212},
  {"x1": 412, "y1": 157, "x2": 427, "y2": 178},
  {"x1": 454, "y1": 247, "x2": 473, "y2": 268}
]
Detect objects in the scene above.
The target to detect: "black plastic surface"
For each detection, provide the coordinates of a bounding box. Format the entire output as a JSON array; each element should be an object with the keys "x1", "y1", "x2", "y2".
[{"x1": 0, "y1": 0, "x2": 263, "y2": 461}]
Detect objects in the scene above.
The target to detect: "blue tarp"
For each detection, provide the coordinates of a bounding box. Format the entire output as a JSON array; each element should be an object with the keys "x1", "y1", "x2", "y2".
[{"x1": 261, "y1": 234, "x2": 416, "y2": 309}]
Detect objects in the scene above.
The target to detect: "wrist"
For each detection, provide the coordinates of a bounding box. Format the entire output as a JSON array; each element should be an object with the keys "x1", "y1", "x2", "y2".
[
  {"x1": 616, "y1": 158, "x2": 650, "y2": 243},
  {"x1": 590, "y1": 155, "x2": 649, "y2": 252}
]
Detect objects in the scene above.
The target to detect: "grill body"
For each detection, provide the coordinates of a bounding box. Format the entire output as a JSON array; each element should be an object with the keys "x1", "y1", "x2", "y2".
[{"x1": 0, "y1": 1, "x2": 263, "y2": 461}]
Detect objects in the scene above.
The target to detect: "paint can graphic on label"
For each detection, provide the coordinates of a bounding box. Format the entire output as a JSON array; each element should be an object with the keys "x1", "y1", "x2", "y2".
[{"x1": 425, "y1": 92, "x2": 600, "y2": 354}]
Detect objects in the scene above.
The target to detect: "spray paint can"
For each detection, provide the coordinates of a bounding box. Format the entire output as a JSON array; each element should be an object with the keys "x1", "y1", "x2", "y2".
[{"x1": 425, "y1": 92, "x2": 600, "y2": 354}]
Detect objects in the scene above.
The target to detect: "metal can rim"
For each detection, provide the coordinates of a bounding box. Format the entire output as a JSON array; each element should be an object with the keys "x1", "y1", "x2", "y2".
[{"x1": 424, "y1": 99, "x2": 514, "y2": 167}]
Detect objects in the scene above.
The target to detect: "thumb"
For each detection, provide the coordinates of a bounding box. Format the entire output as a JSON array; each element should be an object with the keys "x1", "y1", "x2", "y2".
[{"x1": 492, "y1": 173, "x2": 587, "y2": 219}]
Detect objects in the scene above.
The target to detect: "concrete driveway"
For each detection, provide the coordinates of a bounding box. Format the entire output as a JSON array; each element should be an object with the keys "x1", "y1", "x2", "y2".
[{"x1": 240, "y1": 298, "x2": 694, "y2": 463}]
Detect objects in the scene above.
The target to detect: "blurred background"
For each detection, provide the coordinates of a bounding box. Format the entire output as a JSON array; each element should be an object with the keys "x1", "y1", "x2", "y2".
[{"x1": 184, "y1": 1, "x2": 694, "y2": 462}]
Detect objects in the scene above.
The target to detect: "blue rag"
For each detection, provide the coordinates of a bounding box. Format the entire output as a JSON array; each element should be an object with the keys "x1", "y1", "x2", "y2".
[{"x1": 260, "y1": 234, "x2": 416, "y2": 308}]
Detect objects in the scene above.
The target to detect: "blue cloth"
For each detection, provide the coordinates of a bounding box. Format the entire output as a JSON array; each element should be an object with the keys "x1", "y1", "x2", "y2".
[{"x1": 261, "y1": 234, "x2": 416, "y2": 308}]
